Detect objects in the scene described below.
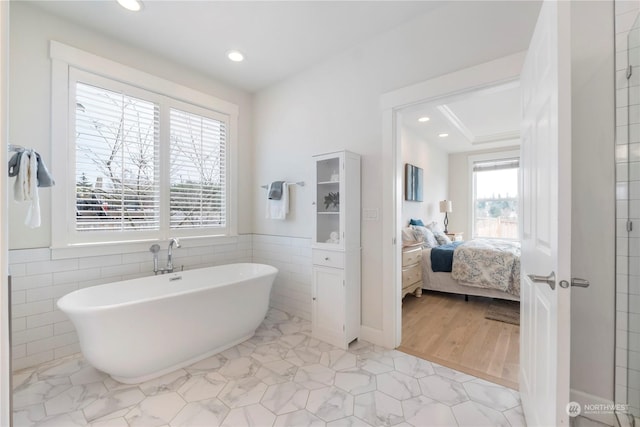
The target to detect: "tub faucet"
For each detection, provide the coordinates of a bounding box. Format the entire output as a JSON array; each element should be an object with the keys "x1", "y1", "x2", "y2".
[
  {"x1": 166, "y1": 238, "x2": 181, "y2": 273},
  {"x1": 150, "y1": 239, "x2": 181, "y2": 275}
]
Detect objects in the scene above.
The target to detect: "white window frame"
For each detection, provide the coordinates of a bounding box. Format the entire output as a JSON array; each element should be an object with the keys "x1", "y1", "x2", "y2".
[
  {"x1": 468, "y1": 149, "x2": 520, "y2": 240},
  {"x1": 51, "y1": 41, "x2": 238, "y2": 249}
]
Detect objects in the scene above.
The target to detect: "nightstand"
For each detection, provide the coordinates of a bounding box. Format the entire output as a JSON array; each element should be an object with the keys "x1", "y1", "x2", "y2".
[
  {"x1": 445, "y1": 232, "x2": 464, "y2": 242},
  {"x1": 401, "y1": 242, "x2": 423, "y2": 299}
]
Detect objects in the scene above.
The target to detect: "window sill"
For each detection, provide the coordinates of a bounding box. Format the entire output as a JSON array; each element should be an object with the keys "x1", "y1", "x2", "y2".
[{"x1": 50, "y1": 234, "x2": 246, "y2": 260}]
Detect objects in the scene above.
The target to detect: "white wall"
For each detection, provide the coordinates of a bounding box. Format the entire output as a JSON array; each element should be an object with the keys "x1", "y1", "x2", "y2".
[
  {"x1": 570, "y1": 0, "x2": 617, "y2": 415},
  {"x1": 400, "y1": 127, "x2": 448, "y2": 227},
  {"x1": 253, "y1": 1, "x2": 539, "y2": 331},
  {"x1": 8, "y1": 2, "x2": 254, "y2": 250},
  {"x1": 447, "y1": 146, "x2": 519, "y2": 239}
]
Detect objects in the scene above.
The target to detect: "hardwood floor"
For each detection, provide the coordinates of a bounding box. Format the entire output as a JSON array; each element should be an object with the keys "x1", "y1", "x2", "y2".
[{"x1": 398, "y1": 290, "x2": 520, "y2": 390}]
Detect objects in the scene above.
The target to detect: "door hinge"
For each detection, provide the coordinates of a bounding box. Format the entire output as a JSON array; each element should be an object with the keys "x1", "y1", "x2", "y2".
[
  {"x1": 628, "y1": 220, "x2": 634, "y2": 233},
  {"x1": 393, "y1": 237, "x2": 397, "y2": 245},
  {"x1": 343, "y1": 280, "x2": 345, "y2": 287},
  {"x1": 628, "y1": 65, "x2": 633, "y2": 80},
  {"x1": 343, "y1": 325, "x2": 345, "y2": 331}
]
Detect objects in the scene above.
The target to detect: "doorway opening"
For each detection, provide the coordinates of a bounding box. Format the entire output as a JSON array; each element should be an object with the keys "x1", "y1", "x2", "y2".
[{"x1": 380, "y1": 52, "x2": 526, "y2": 390}]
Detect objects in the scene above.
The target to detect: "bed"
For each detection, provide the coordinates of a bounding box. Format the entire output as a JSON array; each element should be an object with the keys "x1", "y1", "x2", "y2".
[
  {"x1": 403, "y1": 222, "x2": 520, "y2": 301},
  {"x1": 421, "y1": 241, "x2": 520, "y2": 302}
]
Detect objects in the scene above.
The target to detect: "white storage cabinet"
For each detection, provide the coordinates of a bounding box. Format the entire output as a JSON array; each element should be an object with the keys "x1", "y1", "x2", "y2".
[{"x1": 311, "y1": 150, "x2": 361, "y2": 349}]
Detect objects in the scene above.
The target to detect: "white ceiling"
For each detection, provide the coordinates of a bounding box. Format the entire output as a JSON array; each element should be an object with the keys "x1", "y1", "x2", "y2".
[
  {"x1": 401, "y1": 81, "x2": 522, "y2": 153},
  {"x1": 28, "y1": 0, "x2": 539, "y2": 138},
  {"x1": 30, "y1": 0, "x2": 444, "y2": 92}
]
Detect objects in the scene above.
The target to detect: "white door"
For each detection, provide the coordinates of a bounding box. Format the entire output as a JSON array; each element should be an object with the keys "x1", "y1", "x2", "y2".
[
  {"x1": 312, "y1": 266, "x2": 345, "y2": 348},
  {"x1": 519, "y1": 1, "x2": 572, "y2": 426}
]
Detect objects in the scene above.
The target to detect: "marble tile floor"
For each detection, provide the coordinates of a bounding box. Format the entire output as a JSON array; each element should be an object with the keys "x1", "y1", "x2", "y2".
[{"x1": 12, "y1": 308, "x2": 527, "y2": 427}]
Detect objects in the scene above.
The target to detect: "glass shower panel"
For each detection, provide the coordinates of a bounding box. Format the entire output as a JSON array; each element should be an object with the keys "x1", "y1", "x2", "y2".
[{"x1": 627, "y1": 14, "x2": 640, "y2": 421}]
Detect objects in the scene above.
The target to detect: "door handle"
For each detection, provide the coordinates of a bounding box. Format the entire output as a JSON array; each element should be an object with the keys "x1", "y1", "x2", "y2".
[
  {"x1": 528, "y1": 271, "x2": 556, "y2": 290},
  {"x1": 571, "y1": 278, "x2": 590, "y2": 288},
  {"x1": 559, "y1": 278, "x2": 590, "y2": 288}
]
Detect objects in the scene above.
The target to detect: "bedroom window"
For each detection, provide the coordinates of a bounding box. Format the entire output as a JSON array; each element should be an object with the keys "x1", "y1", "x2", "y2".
[
  {"x1": 51, "y1": 41, "x2": 238, "y2": 248},
  {"x1": 471, "y1": 155, "x2": 519, "y2": 240}
]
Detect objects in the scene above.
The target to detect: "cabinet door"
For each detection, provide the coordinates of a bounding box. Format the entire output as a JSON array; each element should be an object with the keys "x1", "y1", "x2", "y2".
[
  {"x1": 314, "y1": 154, "x2": 342, "y2": 248},
  {"x1": 312, "y1": 266, "x2": 346, "y2": 348}
]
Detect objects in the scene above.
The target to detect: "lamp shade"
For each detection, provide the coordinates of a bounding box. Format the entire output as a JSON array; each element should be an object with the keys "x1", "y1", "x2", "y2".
[{"x1": 439, "y1": 200, "x2": 453, "y2": 213}]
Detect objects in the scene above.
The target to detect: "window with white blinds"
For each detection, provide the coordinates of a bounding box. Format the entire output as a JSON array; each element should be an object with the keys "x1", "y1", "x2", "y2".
[
  {"x1": 75, "y1": 82, "x2": 160, "y2": 231},
  {"x1": 69, "y1": 72, "x2": 229, "y2": 242},
  {"x1": 169, "y1": 108, "x2": 227, "y2": 229}
]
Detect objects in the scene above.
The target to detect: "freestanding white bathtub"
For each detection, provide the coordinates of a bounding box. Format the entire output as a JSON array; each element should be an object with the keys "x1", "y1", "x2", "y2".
[{"x1": 57, "y1": 263, "x2": 277, "y2": 384}]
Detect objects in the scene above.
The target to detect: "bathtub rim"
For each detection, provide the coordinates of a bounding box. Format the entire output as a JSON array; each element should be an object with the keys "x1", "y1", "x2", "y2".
[{"x1": 57, "y1": 262, "x2": 278, "y2": 314}]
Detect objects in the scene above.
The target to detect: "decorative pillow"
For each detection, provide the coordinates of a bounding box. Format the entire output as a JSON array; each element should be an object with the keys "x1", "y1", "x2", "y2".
[
  {"x1": 425, "y1": 221, "x2": 443, "y2": 233},
  {"x1": 401, "y1": 227, "x2": 418, "y2": 242},
  {"x1": 409, "y1": 218, "x2": 425, "y2": 226},
  {"x1": 433, "y1": 231, "x2": 452, "y2": 246},
  {"x1": 412, "y1": 225, "x2": 438, "y2": 248}
]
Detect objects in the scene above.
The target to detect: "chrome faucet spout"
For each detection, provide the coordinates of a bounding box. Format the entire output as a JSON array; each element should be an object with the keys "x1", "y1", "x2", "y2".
[{"x1": 167, "y1": 238, "x2": 181, "y2": 272}]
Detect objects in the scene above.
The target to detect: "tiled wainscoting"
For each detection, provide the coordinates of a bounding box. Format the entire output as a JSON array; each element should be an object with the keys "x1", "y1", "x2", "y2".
[
  {"x1": 9, "y1": 234, "x2": 313, "y2": 372},
  {"x1": 252, "y1": 235, "x2": 312, "y2": 322},
  {"x1": 9, "y1": 236, "x2": 253, "y2": 372}
]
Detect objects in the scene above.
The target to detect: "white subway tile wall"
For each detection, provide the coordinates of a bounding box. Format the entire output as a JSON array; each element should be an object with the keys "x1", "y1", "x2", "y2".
[
  {"x1": 251, "y1": 234, "x2": 312, "y2": 322},
  {"x1": 9, "y1": 235, "x2": 253, "y2": 371},
  {"x1": 8, "y1": 234, "x2": 313, "y2": 372},
  {"x1": 616, "y1": 0, "x2": 640, "y2": 417}
]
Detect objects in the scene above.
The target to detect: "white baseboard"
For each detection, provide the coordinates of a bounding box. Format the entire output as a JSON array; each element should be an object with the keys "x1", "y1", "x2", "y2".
[
  {"x1": 570, "y1": 389, "x2": 617, "y2": 426},
  {"x1": 359, "y1": 325, "x2": 386, "y2": 347}
]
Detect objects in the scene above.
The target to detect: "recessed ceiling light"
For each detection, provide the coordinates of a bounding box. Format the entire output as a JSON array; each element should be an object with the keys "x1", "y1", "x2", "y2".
[
  {"x1": 418, "y1": 116, "x2": 430, "y2": 123},
  {"x1": 438, "y1": 133, "x2": 449, "y2": 138},
  {"x1": 117, "y1": 0, "x2": 143, "y2": 12},
  {"x1": 227, "y1": 50, "x2": 245, "y2": 62}
]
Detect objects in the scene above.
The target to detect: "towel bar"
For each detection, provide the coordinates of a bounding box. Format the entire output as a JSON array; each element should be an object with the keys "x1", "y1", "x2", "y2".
[{"x1": 260, "y1": 181, "x2": 305, "y2": 189}]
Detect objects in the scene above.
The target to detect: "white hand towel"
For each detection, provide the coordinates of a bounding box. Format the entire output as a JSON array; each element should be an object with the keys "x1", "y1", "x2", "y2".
[
  {"x1": 266, "y1": 182, "x2": 289, "y2": 220},
  {"x1": 25, "y1": 151, "x2": 41, "y2": 228},
  {"x1": 14, "y1": 150, "x2": 41, "y2": 228},
  {"x1": 13, "y1": 149, "x2": 30, "y2": 202}
]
